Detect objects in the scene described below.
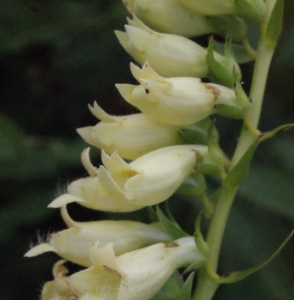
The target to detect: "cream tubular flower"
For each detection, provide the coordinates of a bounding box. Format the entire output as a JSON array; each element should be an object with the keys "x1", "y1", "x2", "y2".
[
  {"x1": 25, "y1": 206, "x2": 171, "y2": 267},
  {"x1": 41, "y1": 237, "x2": 204, "y2": 300},
  {"x1": 77, "y1": 102, "x2": 181, "y2": 160},
  {"x1": 116, "y1": 62, "x2": 238, "y2": 126},
  {"x1": 115, "y1": 15, "x2": 225, "y2": 78},
  {"x1": 49, "y1": 145, "x2": 210, "y2": 211},
  {"x1": 178, "y1": 0, "x2": 235, "y2": 16},
  {"x1": 48, "y1": 149, "x2": 143, "y2": 212},
  {"x1": 99, "y1": 145, "x2": 209, "y2": 207},
  {"x1": 122, "y1": 0, "x2": 215, "y2": 37}
]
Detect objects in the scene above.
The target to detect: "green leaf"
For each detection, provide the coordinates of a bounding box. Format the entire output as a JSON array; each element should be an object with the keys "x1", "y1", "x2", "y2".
[
  {"x1": 156, "y1": 206, "x2": 188, "y2": 240},
  {"x1": 223, "y1": 137, "x2": 260, "y2": 187},
  {"x1": 174, "y1": 272, "x2": 195, "y2": 300},
  {"x1": 260, "y1": 123, "x2": 294, "y2": 142},
  {"x1": 219, "y1": 230, "x2": 294, "y2": 283},
  {"x1": 265, "y1": 0, "x2": 284, "y2": 48}
]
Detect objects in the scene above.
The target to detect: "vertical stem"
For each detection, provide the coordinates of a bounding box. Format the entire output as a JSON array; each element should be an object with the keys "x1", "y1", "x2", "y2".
[{"x1": 193, "y1": 1, "x2": 278, "y2": 299}]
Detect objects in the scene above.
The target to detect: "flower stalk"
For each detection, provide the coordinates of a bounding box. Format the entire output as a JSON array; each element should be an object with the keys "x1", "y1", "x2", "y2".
[{"x1": 193, "y1": 1, "x2": 281, "y2": 299}]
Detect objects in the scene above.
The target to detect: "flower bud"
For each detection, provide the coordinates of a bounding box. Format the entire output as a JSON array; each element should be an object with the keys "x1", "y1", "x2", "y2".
[
  {"x1": 116, "y1": 62, "x2": 243, "y2": 126},
  {"x1": 77, "y1": 102, "x2": 181, "y2": 160},
  {"x1": 122, "y1": 0, "x2": 215, "y2": 37},
  {"x1": 25, "y1": 206, "x2": 171, "y2": 266},
  {"x1": 41, "y1": 237, "x2": 204, "y2": 300},
  {"x1": 178, "y1": 0, "x2": 235, "y2": 15},
  {"x1": 49, "y1": 145, "x2": 213, "y2": 211},
  {"x1": 115, "y1": 15, "x2": 226, "y2": 77}
]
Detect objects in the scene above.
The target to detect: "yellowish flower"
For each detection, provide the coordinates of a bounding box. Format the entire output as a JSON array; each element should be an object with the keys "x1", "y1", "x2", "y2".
[
  {"x1": 115, "y1": 15, "x2": 225, "y2": 77},
  {"x1": 49, "y1": 145, "x2": 211, "y2": 211},
  {"x1": 25, "y1": 206, "x2": 171, "y2": 266},
  {"x1": 77, "y1": 102, "x2": 181, "y2": 160},
  {"x1": 116, "y1": 62, "x2": 240, "y2": 126},
  {"x1": 122, "y1": 0, "x2": 215, "y2": 37}
]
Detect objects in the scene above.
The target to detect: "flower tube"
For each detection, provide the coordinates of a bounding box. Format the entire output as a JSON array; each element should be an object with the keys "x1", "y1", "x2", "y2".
[
  {"x1": 77, "y1": 102, "x2": 181, "y2": 160},
  {"x1": 49, "y1": 145, "x2": 213, "y2": 211},
  {"x1": 41, "y1": 237, "x2": 204, "y2": 300},
  {"x1": 115, "y1": 15, "x2": 225, "y2": 77},
  {"x1": 116, "y1": 62, "x2": 241, "y2": 126},
  {"x1": 25, "y1": 206, "x2": 171, "y2": 267}
]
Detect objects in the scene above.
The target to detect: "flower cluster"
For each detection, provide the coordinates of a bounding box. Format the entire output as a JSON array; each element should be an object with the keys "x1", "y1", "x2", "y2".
[{"x1": 25, "y1": 0, "x2": 260, "y2": 299}]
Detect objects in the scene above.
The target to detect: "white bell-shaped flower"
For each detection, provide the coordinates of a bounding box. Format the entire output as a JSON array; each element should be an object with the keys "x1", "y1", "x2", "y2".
[
  {"x1": 122, "y1": 0, "x2": 215, "y2": 37},
  {"x1": 116, "y1": 62, "x2": 238, "y2": 126},
  {"x1": 49, "y1": 145, "x2": 210, "y2": 211},
  {"x1": 77, "y1": 102, "x2": 181, "y2": 160},
  {"x1": 25, "y1": 206, "x2": 171, "y2": 266},
  {"x1": 115, "y1": 15, "x2": 225, "y2": 77}
]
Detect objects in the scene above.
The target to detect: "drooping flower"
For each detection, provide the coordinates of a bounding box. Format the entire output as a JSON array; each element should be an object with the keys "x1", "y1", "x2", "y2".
[
  {"x1": 41, "y1": 237, "x2": 204, "y2": 300},
  {"x1": 122, "y1": 1, "x2": 247, "y2": 42},
  {"x1": 116, "y1": 61, "x2": 242, "y2": 126},
  {"x1": 115, "y1": 15, "x2": 225, "y2": 78},
  {"x1": 122, "y1": 0, "x2": 215, "y2": 37},
  {"x1": 178, "y1": 0, "x2": 265, "y2": 24},
  {"x1": 77, "y1": 101, "x2": 181, "y2": 160},
  {"x1": 25, "y1": 206, "x2": 171, "y2": 266},
  {"x1": 49, "y1": 145, "x2": 213, "y2": 211}
]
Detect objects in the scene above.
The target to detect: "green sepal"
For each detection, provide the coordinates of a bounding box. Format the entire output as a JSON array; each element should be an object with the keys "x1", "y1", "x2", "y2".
[
  {"x1": 260, "y1": 123, "x2": 294, "y2": 142},
  {"x1": 223, "y1": 137, "x2": 260, "y2": 187},
  {"x1": 209, "y1": 15, "x2": 247, "y2": 43},
  {"x1": 213, "y1": 40, "x2": 255, "y2": 64},
  {"x1": 235, "y1": 0, "x2": 266, "y2": 25},
  {"x1": 206, "y1": 119, "x2": 229, "y2": 170},
  {"x1": 265, "y1": 0, "x2": 284, "y2": 48},
  {"x1": 183, "y1": 260, "x2": 206, "y2": 275},
  {"x1": 234, "y1": 79, "x2": 250, "y2": 110},
  {"x1": 156, "y1": 205, "x2": 188, "y2": 240},
  {"x1": 173, "y1": 272, "x2": 195, "y2": 300},
  {"x1": 176, "y1": 173, "x2": 207, "y2": 198},
  {"x1": 206, "y1": 38, "x2": 237, "y2": 88},
  {"x1": 224, "y1": 36, "x2": 242, "y2": 83},
  {"x1": 218, "y1": 230, "x2": 294, "y2": 284},
  {"x1": 194, "y1": 213, "x2": 210, "y2": 259},
  {"x1": 180, "y1": 118, "x2": 219, "y2": 145}
]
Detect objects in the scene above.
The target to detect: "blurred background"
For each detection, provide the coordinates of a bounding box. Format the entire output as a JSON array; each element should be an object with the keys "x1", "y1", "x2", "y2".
[{"x1": 0, "y1": 1, "x2": 293, "y2": 299}]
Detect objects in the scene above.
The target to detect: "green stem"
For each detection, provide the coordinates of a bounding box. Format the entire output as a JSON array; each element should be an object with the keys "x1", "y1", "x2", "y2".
[{"x1": 193, "y1": 1, "x2": 278, "y2": 299}]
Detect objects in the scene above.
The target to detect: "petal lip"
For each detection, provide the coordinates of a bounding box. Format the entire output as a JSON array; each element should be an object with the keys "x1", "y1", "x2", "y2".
[
  {"x1": 48, "y1": 194, "x2": 86, "y2": 208},
  {"x1": 24, "y1": 243, "x2": 57, "y2": 257}
]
